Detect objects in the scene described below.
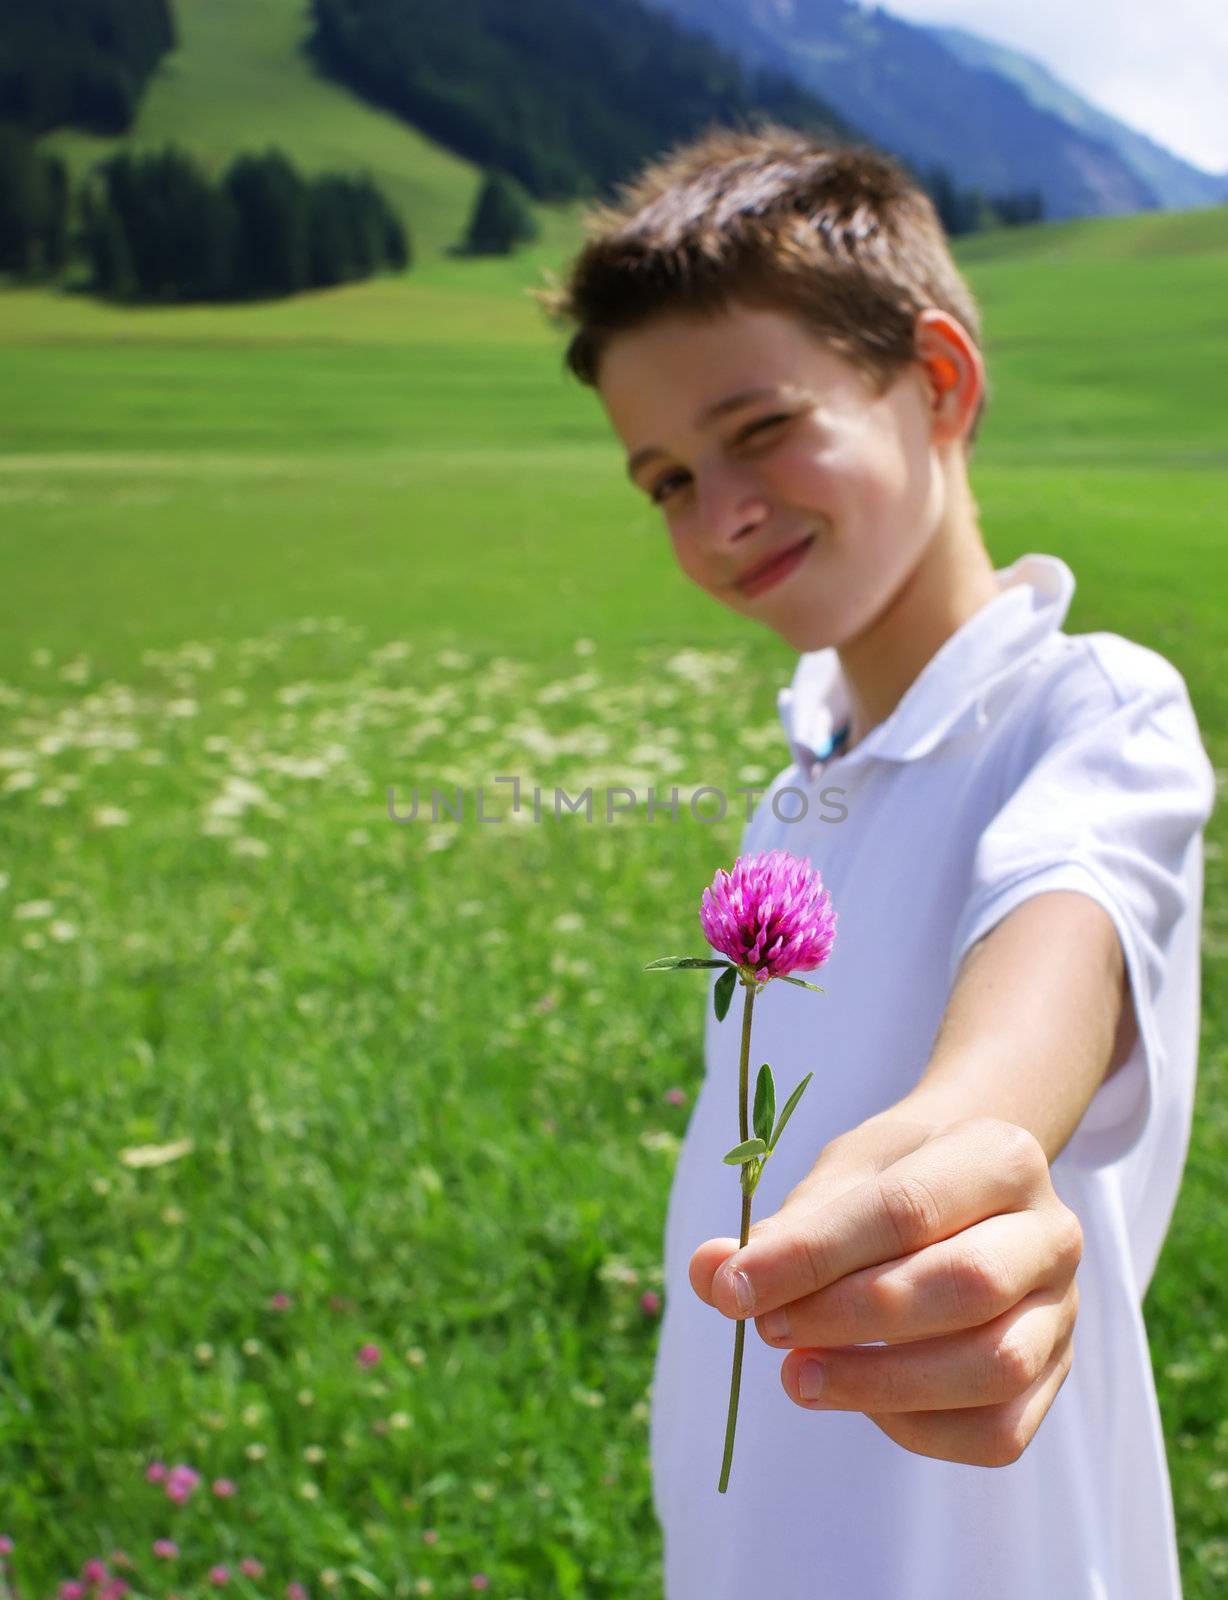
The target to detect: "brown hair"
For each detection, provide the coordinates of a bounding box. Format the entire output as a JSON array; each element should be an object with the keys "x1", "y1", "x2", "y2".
[{"x1": 529, "y1": 119, "x2": 989, "y2": 451}]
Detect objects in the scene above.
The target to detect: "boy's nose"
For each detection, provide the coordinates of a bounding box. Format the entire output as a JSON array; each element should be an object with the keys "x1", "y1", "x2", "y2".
[{"x1": 694, "y1": 473, "x2": 772, "y2": 553}]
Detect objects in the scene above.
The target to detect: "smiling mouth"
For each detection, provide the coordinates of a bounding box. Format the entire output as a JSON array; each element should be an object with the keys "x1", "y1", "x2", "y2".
[{"x1": 734, "y1": 534, "x2": 817, "y2": 597}]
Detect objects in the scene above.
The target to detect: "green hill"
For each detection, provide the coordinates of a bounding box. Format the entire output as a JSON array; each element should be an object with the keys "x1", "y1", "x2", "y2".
[
  {"x1": 953, "y1": 203, "x2": 1228, "y2": 263},
  {"x1": 38, "y1": 0, "x2": 580, "y2": 266},
  {"x1": 34, "y1": 0, "x2": 859, "y2": 270}
]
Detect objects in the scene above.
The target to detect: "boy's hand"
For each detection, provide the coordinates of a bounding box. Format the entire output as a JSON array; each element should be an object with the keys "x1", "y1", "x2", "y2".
[{"x1": 688, "y1": 1113, "x2": 1083, "y2": 1468}]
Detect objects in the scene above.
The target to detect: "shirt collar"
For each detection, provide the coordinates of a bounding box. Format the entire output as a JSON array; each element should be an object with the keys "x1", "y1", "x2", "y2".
[{"x1": 777, "y1": 552, "x2": 1077, "y2": 773}]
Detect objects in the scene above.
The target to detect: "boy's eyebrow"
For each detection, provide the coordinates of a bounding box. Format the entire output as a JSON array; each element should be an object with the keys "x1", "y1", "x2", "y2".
[{"x1": 625, "y1": 386, "x2": 786, "y2": 482}]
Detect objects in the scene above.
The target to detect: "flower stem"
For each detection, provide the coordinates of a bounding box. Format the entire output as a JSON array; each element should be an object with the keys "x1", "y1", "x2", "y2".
[{"x1": 718, "y1": 980, "x2": 756, "y2": 1494}]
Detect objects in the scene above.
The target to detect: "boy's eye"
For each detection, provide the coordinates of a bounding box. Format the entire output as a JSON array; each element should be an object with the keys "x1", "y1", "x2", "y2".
[{"x1": 649, "y1": 414, "x2": 790, "y2": 507}]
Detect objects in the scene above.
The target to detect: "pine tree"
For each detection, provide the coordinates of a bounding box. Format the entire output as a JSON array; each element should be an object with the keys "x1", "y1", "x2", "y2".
[
  {"x1": 459, "y1": 167, "x2": 539, "y2": 256},
  {"x1": 224, "y1": 149, "x2": 310, "y2": 297},
  {"x1": 0, "y1": 125, "x2": 71, "y2": 278}
]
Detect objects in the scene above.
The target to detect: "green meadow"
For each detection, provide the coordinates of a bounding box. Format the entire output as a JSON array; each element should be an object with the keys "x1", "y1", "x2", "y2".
[{"x1": 2, "y1": 191, "x2": 1227, "y2": 1597}]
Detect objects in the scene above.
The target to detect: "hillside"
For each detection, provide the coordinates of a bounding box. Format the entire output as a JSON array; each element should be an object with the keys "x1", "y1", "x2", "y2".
[
  {"x1": 303, "y1": 0, "x2": 861, "y2": 206},
  {"x1": 37, "y1": 0, "x2": 532, "y2": 265},
  {"x1": 37, "y1": 0, "x2": 860, "y2": 267},
  {"x1": 950, "y1": 202, "x2": 1228, "y2": 264}
]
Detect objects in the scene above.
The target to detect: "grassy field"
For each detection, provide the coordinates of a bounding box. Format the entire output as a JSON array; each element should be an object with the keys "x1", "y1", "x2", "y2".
[{"x1": 2, "y1": 196, "x2": 1227, "y2": 1597}]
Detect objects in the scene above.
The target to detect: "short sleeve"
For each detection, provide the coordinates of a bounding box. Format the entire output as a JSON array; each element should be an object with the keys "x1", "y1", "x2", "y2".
[{"x1": 948, "y1": 645, "x2": 1217, "y2": 1167}]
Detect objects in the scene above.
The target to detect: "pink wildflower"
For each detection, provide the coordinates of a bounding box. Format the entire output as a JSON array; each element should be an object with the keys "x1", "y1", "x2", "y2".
[
  {"x1": 240, "y1": 1559, "x2": 264, "y2": 1578},
  {"x1": 470, "y1": 1578, "x2": 490, "y2": 1592},
  {"x1": 145, "y1": 1461, "x2": 168, "y2": 1483},
  {"x1": 164, "y1": 1464, "x2": 201, "y2": 1503},
  {"x1": 700, "y1": 849, "x2": 836, "y2": 983},
  {"x1": 81, "y1": 1560, "x2": 109, "y2": 1584},
  {"x1": 209, "y1": 1565, "x2": 230, "y2": 1585},
  {"x1": 269, "y1": 1292, "x2": 293, "y2": 1310},
  {"x1": 212, "y1": 1478, "x2": 237, "y2": 1498},
  {"x1": 422, "y1": 1529, "x2": 439, "y2": 1545},
  {"x1": 152, "y1": 1540, "x2": 179, "y2": 1560},
  {"x1": 59, "y1": 1585, "x2": 86, "y2": 1600},
  {"x1": 357, "y1": 1342, "x2": 381, "y2": 1368},
  {"x1": 286, "y1": 1585, "x2": 309, "y2": 1600},
  {"x1": 0, "y1": 1536, "x2": 13, "y2": 1555},
  {"x1": 641, "y1": 1290, "x2": 661, "y2": 1316}
]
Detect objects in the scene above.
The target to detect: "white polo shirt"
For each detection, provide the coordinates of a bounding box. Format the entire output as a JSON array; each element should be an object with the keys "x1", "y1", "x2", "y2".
[{"x1": 651, "y1": 552, "x2": 1217, "y2": 1600}]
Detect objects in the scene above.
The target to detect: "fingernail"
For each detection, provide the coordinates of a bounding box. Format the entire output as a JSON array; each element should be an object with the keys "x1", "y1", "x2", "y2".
[
  {"x1": 725, "y1": 1267, "x2": 755, "y2": 1314},
  {"x1": 799, "y1": 1359, "x2": 825, "y2": 1401},
  {"x1": 761, "y1": 1307, "x2": 789, "y2": 1340}
]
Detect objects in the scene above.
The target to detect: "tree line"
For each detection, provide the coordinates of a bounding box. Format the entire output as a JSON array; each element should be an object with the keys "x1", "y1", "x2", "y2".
[
  {"x1": 0, "y1": 130, "x2": 411, "y2": 301},
  {"x1": 0, "y1": 0, "x2": 175, "y2": 136},
  {"x1": 923, "y1": 165, "x2": 1044, "y2": 236}
]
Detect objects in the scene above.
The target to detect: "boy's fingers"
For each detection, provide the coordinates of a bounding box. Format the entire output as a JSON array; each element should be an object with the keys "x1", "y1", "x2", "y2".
[
  {"x1": 860, "y1": 1334, "x2": 1076, "y2": 1469},
  {"x1": 712, "y1": 1118, "x2": 1049, "y2": 1320},
  {"x1": 780, "y1": 1280, "x2": 1076, "y2": 1415},
  {"x1": 756, "y1": 1203, "x2": 1081, "y2": 1349},
  {"x1": 689, "y1": 1237, "x2": 745, "y2": 1306}
]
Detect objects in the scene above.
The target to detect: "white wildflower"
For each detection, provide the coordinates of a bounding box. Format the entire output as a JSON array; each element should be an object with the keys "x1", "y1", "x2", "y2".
[
  {"x1": 14, "y1": 900, "x2": 54, "y2": 920},
  {"x1": 120, "y1": 1138, "x2": 194, "y2": 1169}
]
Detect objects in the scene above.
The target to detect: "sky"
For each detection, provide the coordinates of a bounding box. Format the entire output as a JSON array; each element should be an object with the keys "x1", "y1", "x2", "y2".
[{"x1": 873, "y1": 0, "x2": 1228, "y2": 174}]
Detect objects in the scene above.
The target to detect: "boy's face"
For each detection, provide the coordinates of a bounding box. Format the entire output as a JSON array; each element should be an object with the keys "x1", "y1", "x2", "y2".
[{"x1": 596, "y1": 303, "x2": 957, "y2": 654}]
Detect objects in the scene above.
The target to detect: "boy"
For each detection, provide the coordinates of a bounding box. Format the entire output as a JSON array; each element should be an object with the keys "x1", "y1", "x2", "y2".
[{"x1": 532, "y1": 125, "x2": 1217, "y2": 1597}]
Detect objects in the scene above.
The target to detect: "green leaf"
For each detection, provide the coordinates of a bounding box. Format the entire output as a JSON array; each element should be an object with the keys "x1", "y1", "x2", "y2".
[
  {"x1": 344, "y1": 1570, "x2": 388, "y2": 1598},
  {"x1": 722, "y1": 1137, "x2": 767, "y2": 1165},
  {"x1": 713, "y1": 964, "x2": 738, "y2": 1022},
  {"x1": 767, "y1": 1071, "x2": 814, "y2": 1153},
  {"x1": 752, "y1": 1063, "x2": 775, "y2": 1148},
  {"x1": 778, "y1": 974, "x2": 825, "y2": 994},
  {"x1": 644, "y1": 956, "x2": 733, "y2": 971},
  {"x1": 543, "y1": 1539, "x2": 583, "y2": 1598}
]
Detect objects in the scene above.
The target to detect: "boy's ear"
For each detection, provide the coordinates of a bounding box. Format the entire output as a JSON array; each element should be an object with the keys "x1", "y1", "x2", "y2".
[{"x1": 913, "y1": 309, "x2": 983, "y2": 446}]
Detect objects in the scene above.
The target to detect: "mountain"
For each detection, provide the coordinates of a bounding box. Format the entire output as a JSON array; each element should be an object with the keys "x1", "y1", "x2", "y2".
[
  {"x1": 638, "y1": 0, "x2": 1161, "y2": 220},
  {"x1": 927, "y1": 23, "x2": 1227, "y2": 213}
]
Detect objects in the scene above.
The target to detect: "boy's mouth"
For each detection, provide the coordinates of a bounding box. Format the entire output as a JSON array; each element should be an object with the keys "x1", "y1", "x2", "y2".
[{"x1": 734, "y1": 534, "x2": 816, "y2": 597}]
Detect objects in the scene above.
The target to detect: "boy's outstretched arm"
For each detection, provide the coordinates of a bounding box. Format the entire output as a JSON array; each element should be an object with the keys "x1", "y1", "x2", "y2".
[
  {"x1": 690, "y1": 888, "x2": 1133, "y2": 1468},
  {"x1": 890, "y1": 886, "x2": 1136, "y2": 1164}
]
